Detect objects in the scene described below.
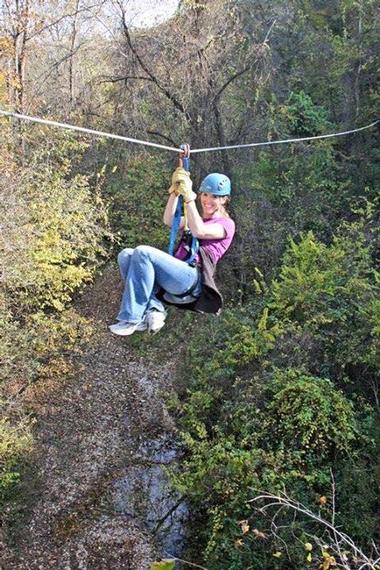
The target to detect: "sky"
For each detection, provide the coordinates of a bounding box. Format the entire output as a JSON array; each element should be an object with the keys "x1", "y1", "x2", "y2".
[{"x1": 126, "y1": 0, "x2": 179, "y2": 28}]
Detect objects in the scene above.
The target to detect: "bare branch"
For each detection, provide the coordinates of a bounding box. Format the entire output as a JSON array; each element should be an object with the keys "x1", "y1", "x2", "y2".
[
  {"x1": 330, "y1": 469, "x2": 348, "y2": 569},
  {"x1": 250, "y1": 492, "x2": 376, "y2": 569},
  {"x1": 98, "y1": 75, "x2": 155, "y2": 84},
  {"x1": 212, "y1": 19, "x2": 275, "y2": 103},
  {"x1": 29, "y1": 43, "x2": 84, "y2": 102},
  {"x1": 146, "y1": 130, "x2": 177, "y2": 147},
  {"x1": 26, "y1": 1, "x2": 108, "y2": 42},
  {"x1": 263, "y1": 18, "x2": 277, "y2": 44},
  {"x1": 213, "y1": 64, "x2": 251, "y2": 102},
  {"x1": 116, "y1": 0, "x2": 191, "y2": 122},
  {"x1": 163, "y1": 551, "x2": 209, "y2": 570},
  {"x1": 153, "y1": 495, "x2": 186, "y2": 534}
]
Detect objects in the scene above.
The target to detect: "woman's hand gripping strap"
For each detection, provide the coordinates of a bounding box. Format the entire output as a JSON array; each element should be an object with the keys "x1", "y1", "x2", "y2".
[
  {"x1": 168, "y1": 144, "x2": 191, "y2": 256},
  {"x1": 179, "y1": 144, "x2": 199, "y2": 266}
]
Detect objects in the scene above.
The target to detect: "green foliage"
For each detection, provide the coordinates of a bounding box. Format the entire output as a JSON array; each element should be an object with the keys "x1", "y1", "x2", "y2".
[
  {"x1": 270, "y1": 221, "x2": 379, "y2": 378},
  {"x1": 13, "y1": 171, "x2": 109, "y2": 312},
  {"x1": 279, "y1": 91, "x2": 333, "y2": 137},
  {"x1": 230, "y1": 91, "x2": 358, "y2": 301},
  {"x1": 262, "y1": 369, "x2": 357, "y2": 461},
  {"x1": 102, "y1": 151, "x2": 171, "y2": 249},
  {"x1": 171, "y1": 210, "x2": 379, "y2": 568},
  {"x1": 149, "y1": 561, "x2": 175, "y2": 570},
  {"x1": 0, "y1": 416, "x2": 33, "y2": 503},
  {"x1": 0, "y1": 133, "x2": 110, "y2": 510}
]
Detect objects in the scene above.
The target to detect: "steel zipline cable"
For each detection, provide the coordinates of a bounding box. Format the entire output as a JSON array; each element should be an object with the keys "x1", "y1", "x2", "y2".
[
  {"x1": 0, "y1": 109, "x2": 179, "y2": 152},
  {"x1": 0, "y1": 109, "x2": 378, "y2": 154}
]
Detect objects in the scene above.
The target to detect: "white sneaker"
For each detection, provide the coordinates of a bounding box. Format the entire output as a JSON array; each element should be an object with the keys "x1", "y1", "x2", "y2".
[
  {"x1": 146, "y1": 310, "x2": 166, "y2": 334},
  {"x1": 109, "y1": 320, "x2": 147, "y2": 336}
]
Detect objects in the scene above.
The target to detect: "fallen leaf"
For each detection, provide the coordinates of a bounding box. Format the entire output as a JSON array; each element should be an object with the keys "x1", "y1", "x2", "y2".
[
  {"x1": 253, "y1": 528, "x2": 268, "y2": 539},
  {"x1": 304, "y1": 542, "x2": 313, "y2": 551},
  {"x1": 239, "y1": 519, "x2": 250, "y2": 534}
]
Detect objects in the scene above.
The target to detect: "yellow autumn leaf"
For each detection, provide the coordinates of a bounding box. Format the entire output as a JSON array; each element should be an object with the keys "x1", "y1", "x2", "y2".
[
  {"x1": 239, "y1": 519, "x2": 250, "y2": 534},
  {"x1": 320, "y1": 552, "x2": 337, "y2": 570},
  {"x1": 272, "y1": 551, "x2": 282, "y2": 558},
  {"x1": 253, "y1": 528, "x2": 268, "y2": 539},
  {"x1": 304, "y1": 542, "x2": 313, "y2": 551},
  {"x1": 150, "y1": 560, "x2": 175, "y2": 570}
]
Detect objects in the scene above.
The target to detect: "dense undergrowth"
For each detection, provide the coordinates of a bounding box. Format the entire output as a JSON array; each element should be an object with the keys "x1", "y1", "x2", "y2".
[
  {"x1": 169, "y1": 212, "x2": 379, "y2": 569},
  {"x1": 0, "y1": 130, "x2": 112, "y2": 504}
]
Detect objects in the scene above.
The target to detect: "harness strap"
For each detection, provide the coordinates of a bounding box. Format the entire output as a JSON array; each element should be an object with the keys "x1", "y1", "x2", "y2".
[
  {"x1": 168, "y1": 144, "x2": 199, "y2": 265},
  {"x1": 168, "y1": 195, "x2": 182, "y2": 256}
]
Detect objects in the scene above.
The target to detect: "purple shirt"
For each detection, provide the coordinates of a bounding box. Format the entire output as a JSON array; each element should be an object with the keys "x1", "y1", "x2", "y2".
[{"x1": 175, "y1": 217, "x2": 235, "y2": 265}]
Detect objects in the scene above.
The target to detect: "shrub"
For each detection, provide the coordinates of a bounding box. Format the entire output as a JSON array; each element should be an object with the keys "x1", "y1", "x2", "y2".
[
  {"x1": 261, "y1": 369, "x2": 357, "y2": 463},
  {"x1": 0, "y1": 416, "x2": 33, "y2": 504},
  {"x1": 102, "y1": 151, "x2": 170, "y2": 249}
]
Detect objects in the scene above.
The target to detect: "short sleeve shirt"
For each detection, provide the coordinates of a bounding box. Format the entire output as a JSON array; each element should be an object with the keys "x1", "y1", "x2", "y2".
[{"x1": 175, "y1": 217, "x2": 235, "y2": 265}]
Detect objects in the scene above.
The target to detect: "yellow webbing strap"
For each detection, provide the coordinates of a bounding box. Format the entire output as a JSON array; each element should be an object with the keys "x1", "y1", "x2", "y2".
[{"x1": 183, "y1": 202, "x2": 189, "y2": 231}]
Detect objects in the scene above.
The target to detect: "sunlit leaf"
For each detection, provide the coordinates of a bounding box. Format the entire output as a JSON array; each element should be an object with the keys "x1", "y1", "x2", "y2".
[
  {"x1": 239, "y1": 519, "x2": 250, "y2": 534},
  {"x1": 304, "y1": 542, "x2": 313, "y2": 551},
  {"x1": 149, "y1": 560, "x2": 175, "y2": 570}
]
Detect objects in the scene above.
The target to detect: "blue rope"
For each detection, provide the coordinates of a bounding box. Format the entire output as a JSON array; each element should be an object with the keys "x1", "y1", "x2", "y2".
[
  {"x1": 168, "y1": 145, "x2": 199, "y2": 265},
  {"x1": 168, "y1": 195, "x2": 183, "y2": 256}
]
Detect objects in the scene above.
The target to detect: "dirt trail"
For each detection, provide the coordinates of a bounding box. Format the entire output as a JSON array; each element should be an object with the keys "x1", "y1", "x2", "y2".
[{"x1": 2, "y1": 265, "x2": 187, "y2": 570}]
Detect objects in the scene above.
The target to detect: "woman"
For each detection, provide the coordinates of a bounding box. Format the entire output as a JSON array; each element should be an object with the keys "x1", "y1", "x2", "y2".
[{"x1": 109, "y1": 167, "x2": 235, "y2": 336}]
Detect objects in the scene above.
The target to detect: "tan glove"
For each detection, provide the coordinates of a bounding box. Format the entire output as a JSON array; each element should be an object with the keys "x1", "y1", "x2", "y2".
[
  {"x1": 168, "y1": 184, "x2": 179, "y2": 195},
  {"x1": 171, "y1": 167, "x2": 196, "y2": 202}
]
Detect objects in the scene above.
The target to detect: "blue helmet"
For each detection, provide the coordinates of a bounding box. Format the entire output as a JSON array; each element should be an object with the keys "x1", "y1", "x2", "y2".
[{"x1": 198, "y1": 173, "x2": 231, "y2": 196}]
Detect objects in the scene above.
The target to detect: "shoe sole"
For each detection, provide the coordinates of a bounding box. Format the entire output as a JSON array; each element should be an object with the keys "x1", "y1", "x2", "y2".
[
  {"x1": 147, "y1": 323, "x2": 165, "y2": 334},
  {"x1": 109, "y1": 322, "x2": 147, "y2": 335}
]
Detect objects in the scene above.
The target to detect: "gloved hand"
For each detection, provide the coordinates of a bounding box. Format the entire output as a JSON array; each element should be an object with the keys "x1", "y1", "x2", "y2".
[
  {"x1": 171, "y1": 167, "x2": 197, "y2": 202},
  {"x1": 168, "y1": 184, "x2": 179, "y2": 195}
]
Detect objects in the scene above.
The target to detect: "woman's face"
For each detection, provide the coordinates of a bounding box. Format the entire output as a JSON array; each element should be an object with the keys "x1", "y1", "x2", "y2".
[{"x1": 199, "y1": 192, "x2": 227, "y2": 217}]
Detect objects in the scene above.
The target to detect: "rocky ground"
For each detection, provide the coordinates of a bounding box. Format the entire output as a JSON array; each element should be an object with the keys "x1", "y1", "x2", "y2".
[{"x1": 2, "y1": 265, "x2": 190, "y2": 570}]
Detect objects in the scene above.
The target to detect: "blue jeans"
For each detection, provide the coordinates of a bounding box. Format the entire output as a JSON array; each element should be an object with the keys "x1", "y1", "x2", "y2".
[{"x1": 117, "y1": 246, "x2": 201, "y2": 323}]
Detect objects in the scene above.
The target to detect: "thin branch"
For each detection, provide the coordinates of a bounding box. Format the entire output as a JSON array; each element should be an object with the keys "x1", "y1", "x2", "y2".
[
  {"x1": 26, "y1": 1, "x2": 108, "y2": 42},
  {"x1": 116, "y1": 0, "x2": 191, "y2": 122},
  {"x1": 98, "y1": 75, "x2": 155, "y2": 84},
  {"x1": 330, "y1": 468, "x2": 348, "y2": 569},
  {"x1": 358, "y1": 562, "x2": 380, "y2": 570},
  {"x1": 152, "y1": 495, "x2": 187, "y2": 534},
  {"x1": 29, "y1": 43, "x2": 85, "y2": 101},
  {"x1": 269, "y1": 506, "x2": 292, "y2": 560},
  {"x1": 263, "y1": 18, "x2": 277, "y2": 44},
  {"x1": 212, "y1": 19, "x2": 275, "y2": 103},
  {"x1": 163, "y1": 552, "x2": 209, "y2": 570},
  {"x1": 213, "y1": 64, "x2": 251, "y2": 102},
  {"x1": 146, "y1": 130, "x2": 177, "y2": 147},
  {"x1": 250, "y1": 493, "x2": 375, "y2": 569}
]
